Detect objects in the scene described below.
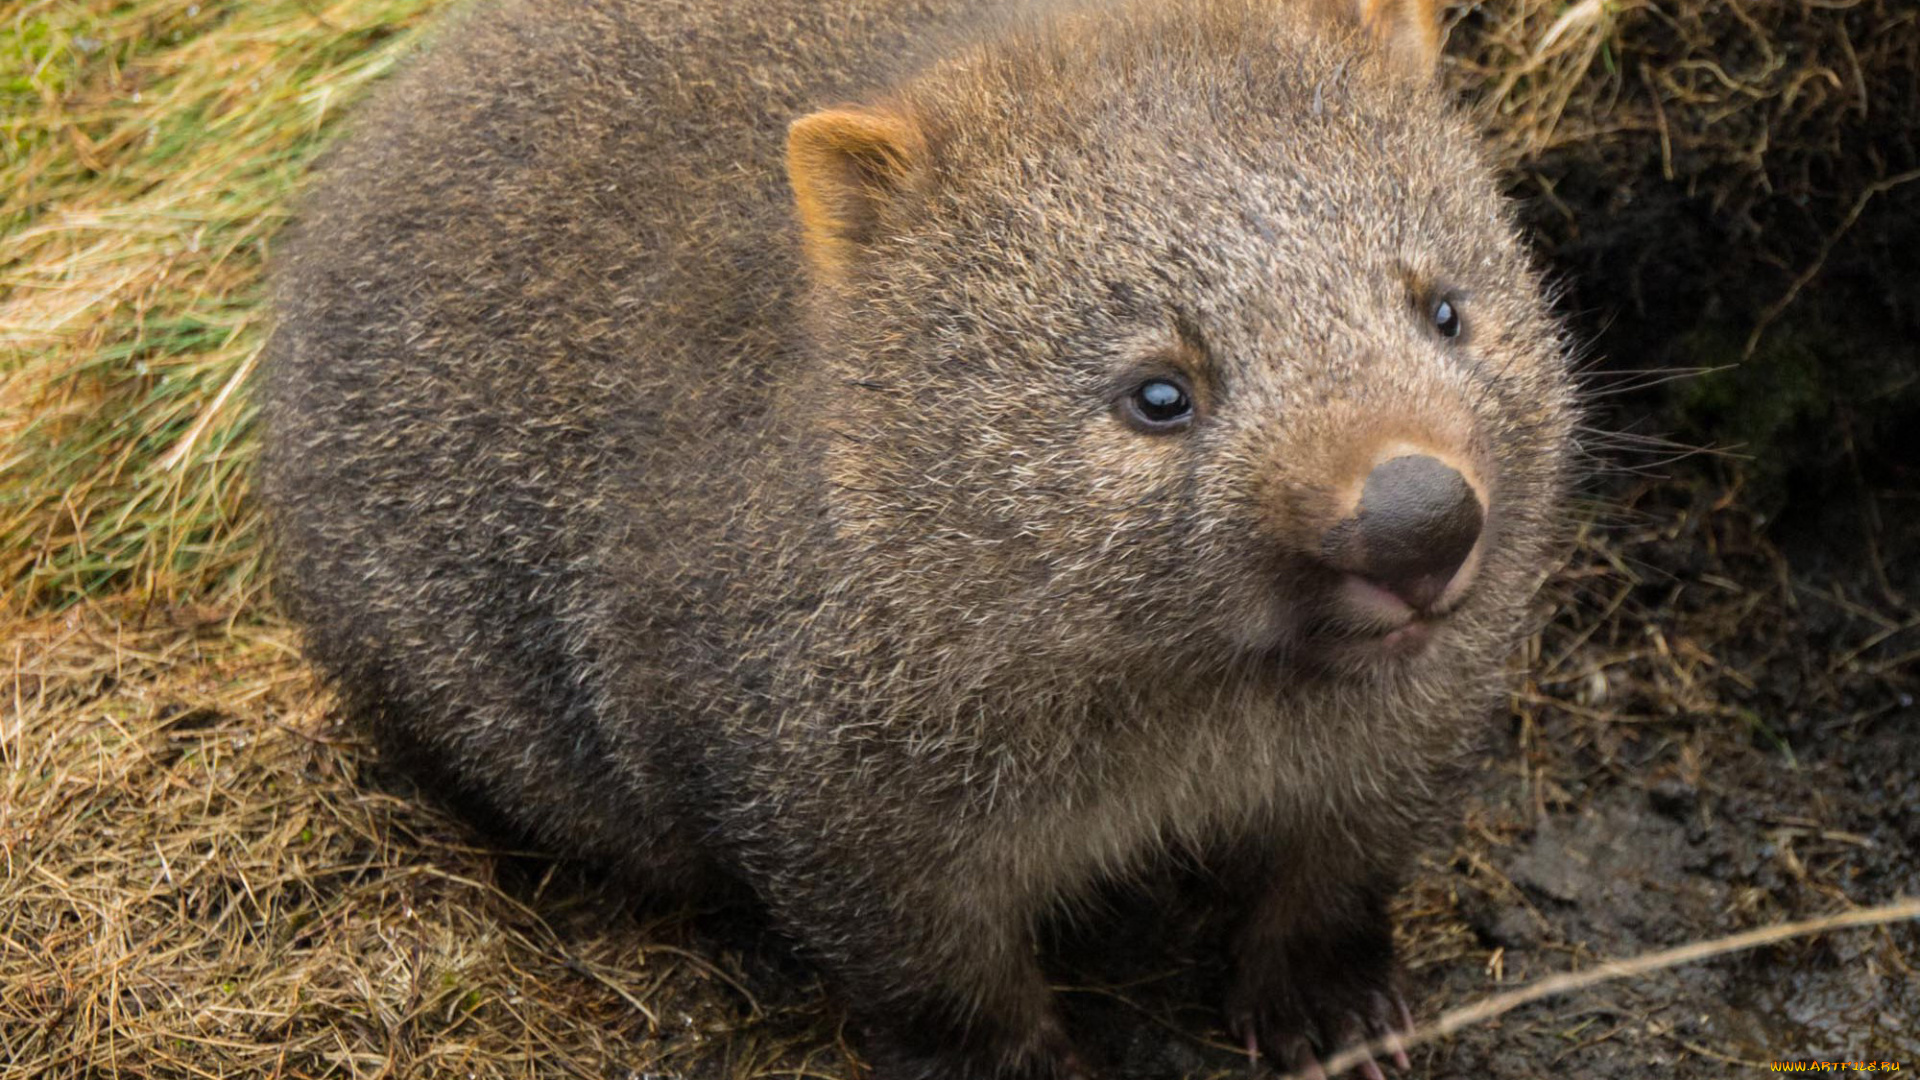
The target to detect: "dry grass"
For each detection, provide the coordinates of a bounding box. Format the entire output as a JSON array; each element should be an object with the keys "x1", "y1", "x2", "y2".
[
  {"x1": 1457, "y1": 0, "x2": 1919, "y2": 208},
  {"x1": 1, "y1": 601, "x2": 835, "y2": 1078},
  {"x1": 1452, "y1": 0, "x2": 1920, "y2": 385},
  {"x1": 3, "y1": 0, "x2": 1916, "y2": 1077}
]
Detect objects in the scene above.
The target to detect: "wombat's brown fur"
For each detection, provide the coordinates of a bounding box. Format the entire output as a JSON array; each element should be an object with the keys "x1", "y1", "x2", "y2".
[{"x1": 261, "y1": 0, "x2": 1577, "y2": 1075}]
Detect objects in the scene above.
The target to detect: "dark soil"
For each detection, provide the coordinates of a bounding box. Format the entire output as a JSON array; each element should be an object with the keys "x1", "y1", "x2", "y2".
[{"x1": 1410, "y1": 473, "x2": 1920, "y2": 1074}]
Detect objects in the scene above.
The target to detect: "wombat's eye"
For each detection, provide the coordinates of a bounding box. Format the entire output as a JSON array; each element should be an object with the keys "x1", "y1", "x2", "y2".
[
  {"x1": 1432, "y1": 297, "x2": 1463, "y2": 339},
  {"x1": 1124, "y1": 377, "x2": 1195, "y2": 433}
]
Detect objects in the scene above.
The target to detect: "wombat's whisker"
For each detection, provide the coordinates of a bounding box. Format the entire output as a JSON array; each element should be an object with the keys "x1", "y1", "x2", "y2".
[{"x1": 1576, "y1": 367, "x2": 1728, "y2": 399}]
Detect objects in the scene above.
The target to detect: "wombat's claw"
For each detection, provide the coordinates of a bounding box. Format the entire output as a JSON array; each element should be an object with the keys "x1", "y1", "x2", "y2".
[
  {"x1": 1372, "y1": 988, "x2": 1413, "y2": 1071},
  {"x1": 1273, "y1": 1034, "x2": 1328, "y2": 1080},
  {"x1": 1340, "y1": 1012, "x2": 1387, "y2": 1080},
  {"x1": 1237, "y1": 990, "x2": 1413, "y2": 1079},
  {"x1": 1229, "y1": 1016, "x2": 1326, "y2": 1080},
  {"x1": 1331, "y1": 990, "x2": 1415, "y2": 1077}
]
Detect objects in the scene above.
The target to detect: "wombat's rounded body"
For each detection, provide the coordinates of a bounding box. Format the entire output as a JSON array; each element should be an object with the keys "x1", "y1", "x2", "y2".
[{"x1": 262, "y1": 0, "x2": 1576, "y2": 1074}]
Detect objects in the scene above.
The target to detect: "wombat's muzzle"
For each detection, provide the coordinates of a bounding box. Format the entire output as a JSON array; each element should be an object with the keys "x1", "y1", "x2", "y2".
[{"x1": 1320, "y1": 453, "x2": 1486, "y2": 614}]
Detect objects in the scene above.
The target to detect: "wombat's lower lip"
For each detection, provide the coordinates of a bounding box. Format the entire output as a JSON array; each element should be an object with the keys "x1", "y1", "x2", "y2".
[
  {"x1": 1367, "y1": 620, "x2": 1434, "y2": 656},
  {"x1": 1302, "y1": 575, "x2": 1451, "y2": 664},
  {"x1": 1302, "y1": 617, "x2": 1438, "y2": 670}
]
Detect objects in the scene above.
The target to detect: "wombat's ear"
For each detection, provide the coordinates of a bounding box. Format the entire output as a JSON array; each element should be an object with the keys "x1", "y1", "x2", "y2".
[
  {"x1": 1328, "y1": 0, "x2": 1443, "y2": 74},
  {"x1": 787, "y1": 105, "x2": 927, "y2": 279}
]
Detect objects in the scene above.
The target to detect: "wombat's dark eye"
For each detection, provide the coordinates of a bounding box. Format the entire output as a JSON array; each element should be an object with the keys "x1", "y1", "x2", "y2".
[
  {"x1": 1433, "y1": 297, "x2": 1463, "y2": 339},
  {"x1": 1125, "y1": 378, "x2": 1194, "y2": 432}
]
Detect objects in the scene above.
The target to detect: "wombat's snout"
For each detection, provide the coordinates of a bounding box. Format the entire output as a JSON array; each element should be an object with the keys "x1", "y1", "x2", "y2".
[{"x1": 1322, "y1": 452, "x2": 1486, "y2": 613}]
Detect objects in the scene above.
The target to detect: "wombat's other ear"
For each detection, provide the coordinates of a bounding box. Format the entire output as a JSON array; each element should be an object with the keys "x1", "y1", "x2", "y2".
[
  {"x1": 1326, "y1": 0, "x2": 1443, "y2": 74},
  {"x1": 787, "y1": 105, "x2": 927, "y2": 279}
]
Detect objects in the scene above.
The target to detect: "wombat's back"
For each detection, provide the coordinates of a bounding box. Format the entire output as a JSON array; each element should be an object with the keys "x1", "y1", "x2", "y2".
[{"x1": 262, "y1": 0, "x2": 986, "y2": 874}]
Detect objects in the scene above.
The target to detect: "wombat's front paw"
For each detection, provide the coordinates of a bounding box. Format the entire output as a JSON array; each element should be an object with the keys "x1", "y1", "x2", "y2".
[
  {"x1": 861, "y1": 1008, "x2": 1091, "y2": 1080},
  {"x1": 1225, "y1": 933, "x2": 1412, "y2": 1080}
]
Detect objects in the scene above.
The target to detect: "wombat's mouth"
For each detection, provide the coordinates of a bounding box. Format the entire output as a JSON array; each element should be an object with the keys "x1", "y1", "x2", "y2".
[{"x1": 1298, "y1": 573, "x2": 1463, "y2": 667}]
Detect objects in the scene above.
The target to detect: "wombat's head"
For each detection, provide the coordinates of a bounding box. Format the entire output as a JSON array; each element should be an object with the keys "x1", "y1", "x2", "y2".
[{"x1": 788, "y1": 0, "x2": 1576, "y2": 688}]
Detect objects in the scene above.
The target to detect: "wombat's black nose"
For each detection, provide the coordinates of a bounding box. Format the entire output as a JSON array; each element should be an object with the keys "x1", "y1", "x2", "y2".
[{"x1": 1324, "y1": 454, "x2": 1485, "y2": 611}]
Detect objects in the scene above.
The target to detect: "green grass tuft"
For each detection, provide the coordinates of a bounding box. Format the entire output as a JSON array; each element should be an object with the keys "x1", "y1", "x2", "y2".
[{"x1": 1, "y1": 0, "x2": 449, "y2": 613}]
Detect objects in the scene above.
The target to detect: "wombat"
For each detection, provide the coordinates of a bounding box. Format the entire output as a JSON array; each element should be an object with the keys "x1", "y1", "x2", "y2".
[{"x1": 261, "y1": 0, "x2": 1577, "y2": 1075}]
